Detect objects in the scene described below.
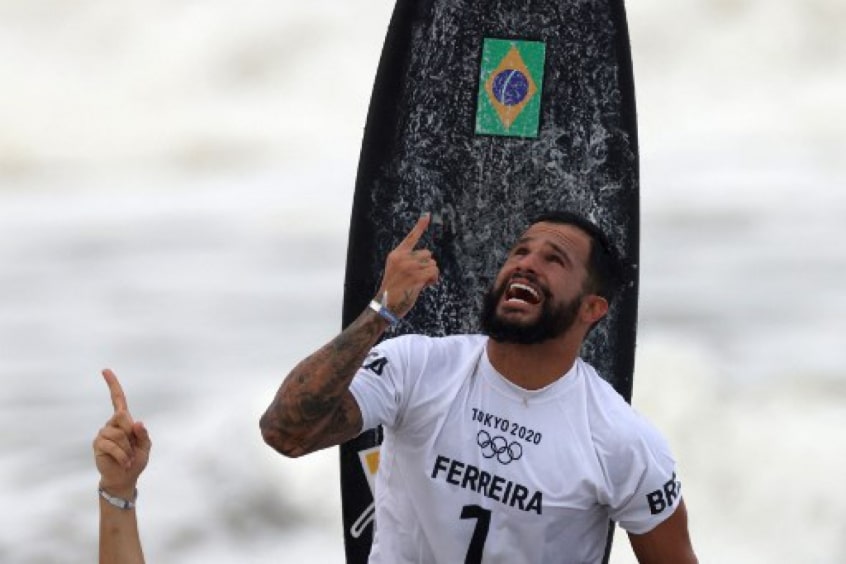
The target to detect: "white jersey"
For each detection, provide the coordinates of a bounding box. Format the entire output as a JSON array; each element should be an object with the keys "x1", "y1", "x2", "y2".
[{"x1": 349, "y1": 334, "x2": 681, "y2": 564}]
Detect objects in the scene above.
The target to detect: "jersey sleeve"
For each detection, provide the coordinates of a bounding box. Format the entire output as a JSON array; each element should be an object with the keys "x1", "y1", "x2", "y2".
[
  {"x1": 600, "y1": 412, "x2": 683, "y2": 534},
  {"x1": 348, "y1": 335, "x2": 413, "y2": 432}
]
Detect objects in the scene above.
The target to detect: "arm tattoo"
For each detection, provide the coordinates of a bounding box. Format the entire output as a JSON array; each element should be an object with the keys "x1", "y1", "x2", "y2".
[{"x1": 261, "y1": 309, "x2": 386, "y2": 455}]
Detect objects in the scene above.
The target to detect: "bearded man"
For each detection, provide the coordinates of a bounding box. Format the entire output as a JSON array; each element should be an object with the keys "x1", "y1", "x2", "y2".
[{"x1": 261, "y1": 211, "x2": 698, "y2": 564}]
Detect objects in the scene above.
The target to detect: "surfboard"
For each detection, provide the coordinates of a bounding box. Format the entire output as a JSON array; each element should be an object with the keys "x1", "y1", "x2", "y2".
[{"x1": 340, "y1": 1, "x2": 639, "y2": 562}]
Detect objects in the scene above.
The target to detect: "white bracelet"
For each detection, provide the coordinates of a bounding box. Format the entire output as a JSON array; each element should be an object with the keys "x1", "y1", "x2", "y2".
[
  {"x1": 99, "y1": 487, "x2": 137, "y2": 510},
  {"x1": 369, "y1": 299, "x2": 400, "y2": 326}
]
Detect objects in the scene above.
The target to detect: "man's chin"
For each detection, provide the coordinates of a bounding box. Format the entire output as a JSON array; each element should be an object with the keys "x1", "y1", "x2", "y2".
[
  {"x1": 480, "y1": 288, "x2": 565, "y2": 344},
  {"x1": 487, "y1": 329, "x2": 554, "y2": 346},
  {"x1": 485, "y1": 316, "x2": 548, "y2": 345},
  {"x1": 497, "y1": 301, "x2": 542, "y2": 318}
]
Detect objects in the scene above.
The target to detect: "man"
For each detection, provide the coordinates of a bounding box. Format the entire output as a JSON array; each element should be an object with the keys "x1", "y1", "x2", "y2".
[
  {"x1": 93, "y1": 369, "x2": 151, "y2": 564},
  {"x1": 260, "y1": 211, "x2": 697, "y2": 563}
]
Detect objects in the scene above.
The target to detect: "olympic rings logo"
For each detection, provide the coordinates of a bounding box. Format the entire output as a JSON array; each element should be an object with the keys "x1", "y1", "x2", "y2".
[{"x1": 476, "y1": 430, "x2": 523, "y2": 464}]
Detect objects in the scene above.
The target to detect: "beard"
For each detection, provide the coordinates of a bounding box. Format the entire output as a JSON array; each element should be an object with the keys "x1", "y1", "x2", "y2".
[{"x1": 479, "y1": 280, "x2": 582, "y2": 345}]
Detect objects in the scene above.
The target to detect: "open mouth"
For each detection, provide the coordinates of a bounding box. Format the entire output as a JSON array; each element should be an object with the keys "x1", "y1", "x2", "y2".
[{"x1": 504, "y1": 282, "x2": 541, "y2": 305}]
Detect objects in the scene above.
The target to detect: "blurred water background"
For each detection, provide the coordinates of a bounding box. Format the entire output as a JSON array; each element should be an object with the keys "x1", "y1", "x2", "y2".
[{"x1": 0, "y1": 0, "x2": 844, "y2": 562}]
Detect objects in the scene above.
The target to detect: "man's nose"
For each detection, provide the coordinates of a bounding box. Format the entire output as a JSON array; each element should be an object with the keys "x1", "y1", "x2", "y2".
[{"x1": 514, "y1": 251, "x2": 540, "y2": 273}]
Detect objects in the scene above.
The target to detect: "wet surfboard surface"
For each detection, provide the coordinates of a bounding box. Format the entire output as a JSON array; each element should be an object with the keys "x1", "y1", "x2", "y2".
[{"x1": 340, "y1": 1, "x2": 639, "y2": 561}]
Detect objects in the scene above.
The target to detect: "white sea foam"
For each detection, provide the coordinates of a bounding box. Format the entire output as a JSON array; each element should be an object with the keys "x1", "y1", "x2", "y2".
[{"x1": 0, "y1": 1, "x2": 844, "y2": 562}]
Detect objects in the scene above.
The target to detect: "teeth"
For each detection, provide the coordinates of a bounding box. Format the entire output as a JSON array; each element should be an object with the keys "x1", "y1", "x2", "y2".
[
  {"x1": 507, "y1": 283, "x2": 540, "y2": 304},
  {"x1": 510, "y1": 283, "x2": 538, "y2": 297}
]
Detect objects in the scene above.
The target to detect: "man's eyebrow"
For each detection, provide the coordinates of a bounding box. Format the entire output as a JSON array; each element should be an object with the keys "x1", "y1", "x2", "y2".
[
  {"x1": 511, "y1": 235, "x2": 575, "y2": 267},
  {"x1": 545, "y1": 240, "x2": 574, "y2": 266}
]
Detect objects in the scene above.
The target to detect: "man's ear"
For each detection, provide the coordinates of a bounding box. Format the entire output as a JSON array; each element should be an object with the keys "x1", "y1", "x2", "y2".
[{"x1": 580, "y1": 295, "x2": 609, "y2": 325}]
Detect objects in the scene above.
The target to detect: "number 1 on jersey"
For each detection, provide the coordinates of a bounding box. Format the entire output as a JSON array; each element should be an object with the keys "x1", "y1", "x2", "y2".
[{"x1": 460, "y1": 505, "x2": 491, "y2": 564}]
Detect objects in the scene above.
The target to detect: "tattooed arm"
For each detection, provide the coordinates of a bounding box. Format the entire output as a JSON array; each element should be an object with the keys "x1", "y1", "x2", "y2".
[
  {"x1": 260, "y1": 308, "x2": 387, "y2": 457},
  {"x1": 260, "y1": 214, "x2": 440, "y2": 458}
]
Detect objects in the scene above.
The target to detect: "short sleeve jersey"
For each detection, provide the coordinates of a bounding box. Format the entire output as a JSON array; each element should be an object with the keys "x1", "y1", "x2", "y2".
[{"x1": 349, "y1": 334, "x2": 681, "y2": 563}]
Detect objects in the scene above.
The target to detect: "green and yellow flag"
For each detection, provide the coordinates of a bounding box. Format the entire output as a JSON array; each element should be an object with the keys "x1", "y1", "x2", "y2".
[{"x1": 475, "y1": 38, "x2": 546, "y2": 138}]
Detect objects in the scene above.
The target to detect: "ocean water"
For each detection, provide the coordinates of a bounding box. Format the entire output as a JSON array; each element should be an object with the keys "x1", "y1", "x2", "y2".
[{"x1": 0, "y1": 1, "x2": 844, "y2": 563}]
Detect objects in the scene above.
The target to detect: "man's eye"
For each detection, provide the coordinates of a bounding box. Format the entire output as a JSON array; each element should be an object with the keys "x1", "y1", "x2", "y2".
[{"x1": 547, "y1": 254, "x2": 565, "y2": 265}]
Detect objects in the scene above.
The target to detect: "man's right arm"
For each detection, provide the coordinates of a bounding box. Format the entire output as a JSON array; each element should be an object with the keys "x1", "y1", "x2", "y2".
[
  {"x1": 259, "y1": 213, "x2": 439, "y2": 458},
  {"x1": 259, "y1": 307, "x2": 389, "y2": 457}
]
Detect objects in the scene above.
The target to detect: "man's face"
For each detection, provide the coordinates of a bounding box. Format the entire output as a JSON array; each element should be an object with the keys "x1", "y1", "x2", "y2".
[{"x1": 480, "y1": 222, "x2": 593, "y2": 344}]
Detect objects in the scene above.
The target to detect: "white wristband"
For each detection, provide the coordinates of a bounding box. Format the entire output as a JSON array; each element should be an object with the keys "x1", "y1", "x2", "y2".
[
  {"x1": 369, "y1": 299, "x2": 400, "y2": 326},
  {"x1": 99, "y1": 487, "x2": 137, "y2": 510}
]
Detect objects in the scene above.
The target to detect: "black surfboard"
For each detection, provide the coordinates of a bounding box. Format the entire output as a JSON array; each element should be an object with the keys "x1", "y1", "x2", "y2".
[{"x1": 340, "y1": 1, "x2": 639, "y2": 562}]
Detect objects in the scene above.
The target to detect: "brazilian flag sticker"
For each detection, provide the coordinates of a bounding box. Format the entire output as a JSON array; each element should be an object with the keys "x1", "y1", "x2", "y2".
[{"x1": 475, "y1": 38, "x2": 546, "y2": 138}]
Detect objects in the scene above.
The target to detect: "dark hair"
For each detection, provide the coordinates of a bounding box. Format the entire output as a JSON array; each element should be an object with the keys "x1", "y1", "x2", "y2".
[{"x1": 528, "y1": 211, "x2": 625, "y2": 304}]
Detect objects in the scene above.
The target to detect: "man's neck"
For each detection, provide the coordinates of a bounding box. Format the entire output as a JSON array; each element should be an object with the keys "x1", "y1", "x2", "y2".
[{"x1": 485, "y1": 332, "x2": 582, "y2": 391}]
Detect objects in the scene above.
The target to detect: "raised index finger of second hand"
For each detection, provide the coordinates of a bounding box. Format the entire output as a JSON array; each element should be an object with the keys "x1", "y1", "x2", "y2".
[
  {"x1": 397, "y1": 213, "x2": 431, "y2": 251},
  {"x1": 102, "y1": 368, "x2": 128, "y2": 414}
]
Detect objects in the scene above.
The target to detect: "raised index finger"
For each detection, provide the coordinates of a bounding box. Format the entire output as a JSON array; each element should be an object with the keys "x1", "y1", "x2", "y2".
[
  {"x1": 101, "y1": 368, "x2": 128, "y2": 413},
  {"x1": 396, "y1": 213, "x2": 431, "y2": 252}
]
